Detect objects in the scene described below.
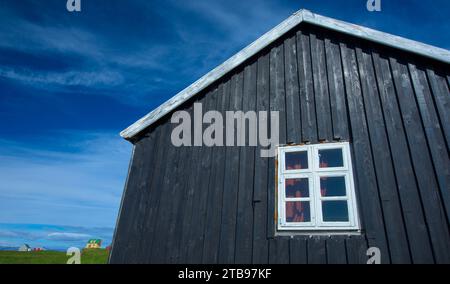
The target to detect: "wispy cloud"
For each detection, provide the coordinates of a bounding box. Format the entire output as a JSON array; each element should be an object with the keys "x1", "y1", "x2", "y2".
[
  {"x1": 47, "y1": 232, "x2": 91, "y2": 241},
  {"x1": 0, "y1": 5, "x2": 175, "y2": 102},
  {"x1": 0, "y1": 67, "x2": 124, "y2": 88}
]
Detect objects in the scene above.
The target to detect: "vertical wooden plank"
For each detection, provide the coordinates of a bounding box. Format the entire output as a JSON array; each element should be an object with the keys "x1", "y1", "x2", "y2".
[
  {"x1": 326, "y1": 236, "x2": 347, "y2": 264},
  {"x1": 269, "y1": 238, "x2": 290, "y2": 264},
  {"x1": 150, "y1": 123, "x2": 183, "y2": 263},
  {"x1": 140, "y1": 123, "x2": 172, "y2": 263},
  {"x1": 218, "y1": 72, "x2": 243, "y2": 264},
  {"x1": 267, "y1": 42, "x2": 290, "y2": 263},
  {"x1": 307, "y1": 237, "x2": 327, "y2": 264},
  {"x1": 296, "y1": 30, "x2": 317, "y2": 143},
  {"x1": 324, "y1": 37, "x2": 349, "y2": 141},
  {"x1": 235, "y1": 62, "x2": 257, "y2": 264},
  {"x1": 409, "y1": 63, "x2": 450, "y2": 229},
  {"x1": 169, "y1": 106, "x2": 196, "y2": 264},
  {"x1": 129, "y1": 127, "x2": 161, "y2": 263},
  {"x1": 289, "y1": 237, "x2": 307, "y2": 264},
  {"x1": 426, "y1": 69, "x2": 450, "y2": 150},
  {"x1": 266, "y1": 154, "x2": 276, "y2": 240},
  {"x1": 346, "y1": 235, "x2": 368, "y2": 264},
  {"x1": 202, "y1": 83, "x2": 229, "y2": 264},
  {"x1": 356, "y1": 47, "x2": 411, "y2": 263},
  {"x1": 372, "y1": 52, "x2": 434, "y2": 264},
  {"x1": 178, "y1": 107, "x2": 202, "y2": 263},
  {"x1": 340, "y1": 42, "x2": 390, "y2": 264},
  {"x1": 390, "y1": 57, "x2": 450, "y2": 263},
  {"x1": 284, "y1": 34, "x2": 302, "y2": 144},
  {"x1": 129, "y1": 134, "x2": 161, "y2": 263},
  {"x1": 269, "y1": 42, "x2": 287, "y2": 145},
  {"x1": 267, "y1": 42, "x2": 286, "y2": 239},
  {"x1": 252, "y1": 53, "x2": 270, "y2": 264},
  {"x1": 165, "y1": 142, "x2": 191, "y2": 263},
  {"x1": 311, "y1": 32, "x2": 333, "y2": 142},
  {"x1": 184, "y1": 90, "x2": 218, "y2": 263}
]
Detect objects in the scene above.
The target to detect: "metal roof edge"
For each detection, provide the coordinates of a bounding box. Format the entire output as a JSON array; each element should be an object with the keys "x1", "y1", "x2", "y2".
[{"x1": 301, "y1": 10, "x2": 450, "y2": 64}]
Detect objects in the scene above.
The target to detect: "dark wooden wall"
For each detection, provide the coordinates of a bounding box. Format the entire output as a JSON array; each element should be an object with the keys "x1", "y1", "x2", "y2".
[{"x1": 110, "y1": 23, "x2": 450, "y2": 264}]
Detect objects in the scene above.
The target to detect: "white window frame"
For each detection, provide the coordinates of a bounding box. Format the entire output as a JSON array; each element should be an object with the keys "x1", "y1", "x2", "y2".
[{"x1": 277, "y1": 142, "x2": 360, "y2": 232}]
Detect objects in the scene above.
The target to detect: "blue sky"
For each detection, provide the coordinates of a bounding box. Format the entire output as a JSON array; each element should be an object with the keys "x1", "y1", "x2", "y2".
[{"x1": 0, "y1": 0, "x2": 449, "y2": 249}]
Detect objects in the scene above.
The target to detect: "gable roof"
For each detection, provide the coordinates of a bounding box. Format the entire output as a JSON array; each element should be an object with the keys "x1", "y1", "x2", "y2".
[{"x1": 121, "y1": 9, "x2": 450, "y2": 140}]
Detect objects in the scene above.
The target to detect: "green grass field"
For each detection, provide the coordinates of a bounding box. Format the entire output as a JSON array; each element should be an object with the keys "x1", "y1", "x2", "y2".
[{"x1": 0, "y1": 249, "x2": 109, "y2": 264}]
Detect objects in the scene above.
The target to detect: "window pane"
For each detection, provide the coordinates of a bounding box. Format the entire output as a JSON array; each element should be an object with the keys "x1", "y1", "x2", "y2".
[
  {"x1": 285, "y1": 178, "x2": 309, "y2": 198},
  {"x1": 319, "y1": 148, "x2": 343, "y2": 168},
  {"x1": 320, "y1": 176, "x2": 346, "y2": 197},
  {"x1": 286, "y1": 201, "x2": 310, "y2": 223},
  {"x1": 285, "y1": 151, "x2": 308, "y2": 170},
  {"x1": 322, "y1": 201, "x2": 349, "y2": 222}
]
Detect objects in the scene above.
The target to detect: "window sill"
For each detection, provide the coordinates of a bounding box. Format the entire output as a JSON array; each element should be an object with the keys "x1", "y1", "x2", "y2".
[{"x1": 274, "y1": 229, "x2": 362, "y2": 238}]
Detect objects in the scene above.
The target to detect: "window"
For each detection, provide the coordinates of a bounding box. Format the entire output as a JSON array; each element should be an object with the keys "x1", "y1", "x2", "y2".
[{"x1": 277, "y1": 142, "x2": 360, "y2": 232}]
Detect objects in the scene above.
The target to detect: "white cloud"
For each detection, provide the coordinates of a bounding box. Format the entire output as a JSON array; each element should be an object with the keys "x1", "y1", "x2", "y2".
[{"x1": 47, "y1": 232, "x2": 91, "y2": 241}]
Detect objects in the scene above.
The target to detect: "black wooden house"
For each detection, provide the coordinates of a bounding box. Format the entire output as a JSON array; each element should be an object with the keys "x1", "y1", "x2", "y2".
[{"x1": 110, "y1": 10, "x2": 450, "y2": 264}]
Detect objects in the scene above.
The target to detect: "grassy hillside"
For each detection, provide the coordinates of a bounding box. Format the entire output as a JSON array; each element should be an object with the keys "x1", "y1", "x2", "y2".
[{"x1": 0, "y1": 249, "x2": 109, "y2": 264}]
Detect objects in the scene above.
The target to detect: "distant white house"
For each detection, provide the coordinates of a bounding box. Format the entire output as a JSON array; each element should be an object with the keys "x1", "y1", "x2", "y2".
[{"x1": 18, "y1": 244, "x2": 31, "y2": 252}]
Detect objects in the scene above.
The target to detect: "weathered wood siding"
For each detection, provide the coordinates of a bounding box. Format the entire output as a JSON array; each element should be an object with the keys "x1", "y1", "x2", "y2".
[{"x1": 110, "y1": 23, "x2": 450, "y2": 264}]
